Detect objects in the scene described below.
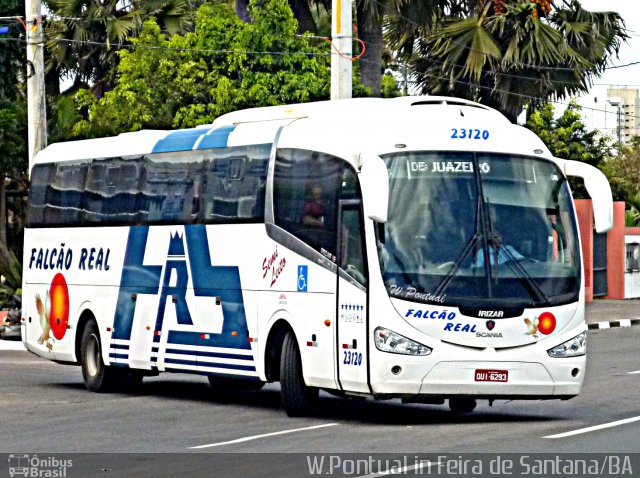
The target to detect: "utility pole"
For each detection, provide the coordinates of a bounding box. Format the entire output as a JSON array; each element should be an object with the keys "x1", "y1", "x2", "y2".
[
  {"x1": 330, "y1": 0, "x2": 352, "y2": 100},
  {"x1": 25, "y1": 0, "x2": 47, "y2": 171}
]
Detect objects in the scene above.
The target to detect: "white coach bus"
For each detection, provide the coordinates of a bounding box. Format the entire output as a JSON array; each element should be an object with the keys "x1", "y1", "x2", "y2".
[{"x1": 22, "y1": 96, "x2": 613, "y2": 416}]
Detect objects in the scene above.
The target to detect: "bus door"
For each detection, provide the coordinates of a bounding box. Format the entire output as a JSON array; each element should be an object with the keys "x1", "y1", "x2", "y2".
[{"x1": 336, "y1": 200, "x2": 370, "y2": 393}]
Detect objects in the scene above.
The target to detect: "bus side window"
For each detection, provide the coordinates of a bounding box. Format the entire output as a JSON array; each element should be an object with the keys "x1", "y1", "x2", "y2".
[
  {"x1": 139, "y1": 156, "x2": 200, "y2": 225},
  {"x1": 200, "y1": 145, "x2": 269, "y2": 223},
  {"x1": 49, "y1": 162, "x2": 88, "y2": 226},
  {"x1": 274, "y1": 149, "x2": 352, "y2": 261},
  {"x1": 27, "y1": 163, "x2": 56, "y2": 227}
]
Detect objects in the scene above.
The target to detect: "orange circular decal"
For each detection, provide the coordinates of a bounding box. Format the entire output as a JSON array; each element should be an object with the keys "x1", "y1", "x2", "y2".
[
  {"x1": 49, "y1": 273, "x2": 69, "y2": 340},
  {"x1": 537, "y1": 312, "x2": 556, "y2": 335}
]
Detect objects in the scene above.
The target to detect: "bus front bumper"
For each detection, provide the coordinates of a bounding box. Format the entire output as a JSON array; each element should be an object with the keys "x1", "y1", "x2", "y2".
[{"x1": 370, "y1": 357, "x2": 585, "y2": 399}]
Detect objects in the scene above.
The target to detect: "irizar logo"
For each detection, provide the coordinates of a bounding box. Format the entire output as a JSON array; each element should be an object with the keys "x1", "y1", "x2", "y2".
[
  {"x1": 478, "y1": 310, "x2": 504, "y2": 318},
  {"x1": 112, "y1": 226, "x2": 250, "y2": 350}
]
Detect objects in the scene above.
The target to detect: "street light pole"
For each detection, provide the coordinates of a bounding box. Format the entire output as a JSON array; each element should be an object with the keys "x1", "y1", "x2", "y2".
[
  {"x1": 25, "y1": 0, "x2": 47, "y2": 171},
  {"x1": 330, "y1": 0, "x2": 352, "y2": 100}
]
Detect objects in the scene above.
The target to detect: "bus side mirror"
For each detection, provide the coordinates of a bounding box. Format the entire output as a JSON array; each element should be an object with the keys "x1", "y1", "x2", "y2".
[
  {"x1": 359, "y1": 154, "x2": 388, "y2": 223},
  {"x1": 563, "y1": 159, "x2": 613, "y2": 233}
]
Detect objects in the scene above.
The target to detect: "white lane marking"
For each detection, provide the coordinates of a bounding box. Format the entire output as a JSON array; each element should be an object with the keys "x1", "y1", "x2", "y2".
[
  {"x1": 544, "y1": 416, "x2": 640, "y2": 439},
  {"x1": 618, "y1": 319, "x2": 632, "y2": 327},
  {"x1": 627, "y1": 370, "x2": 640, "y2": 374},
  {"x1": 190, "y1": 423, "x2": 339, "y2": 449},
  {"x1": 596, "y1": 322, "x2": 610, "y2": 329},
  {"x1": 356, "y1": 460, "x2": 439, "y2": 478}
]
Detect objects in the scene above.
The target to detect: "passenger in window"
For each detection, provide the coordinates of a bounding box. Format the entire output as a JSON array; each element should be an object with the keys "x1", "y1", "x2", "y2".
[{"x1": 302, "y1": 185, "x2": 326, "y2": 227}]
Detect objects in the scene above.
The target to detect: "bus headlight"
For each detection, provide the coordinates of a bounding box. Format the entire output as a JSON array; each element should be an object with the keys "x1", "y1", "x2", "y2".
[
  {"x1": 374, "y1": 327, "x2": 432, "y2": 356},
  {"x1": 547, "y1": 331, "x2": 586, "y2": 358}
]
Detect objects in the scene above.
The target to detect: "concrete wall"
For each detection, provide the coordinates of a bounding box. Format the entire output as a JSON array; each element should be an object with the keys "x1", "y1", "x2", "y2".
[
  {"x1": 575, "y1": 200, "x2": 627, "y2": 302},
  {"x1": 575, "y1": 199, "x2": 594, "y2": 302},
  {"x1": 605, "y1": 202, "x2": 626, "y2": 299},
  {"x1": 573, "y1": 200, "x2": 640, "y2": 301}
]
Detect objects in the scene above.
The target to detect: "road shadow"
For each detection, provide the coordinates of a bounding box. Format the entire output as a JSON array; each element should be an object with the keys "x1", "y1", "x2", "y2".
[{"x1": 55, "y1": 374, "x2": 565, "y2": 426}]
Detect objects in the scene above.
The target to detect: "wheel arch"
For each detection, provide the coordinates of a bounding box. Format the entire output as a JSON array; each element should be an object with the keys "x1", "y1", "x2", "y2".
[
  {"x1": 74, "y1": 308, "x2": 97, "y2": 364},
  {"x1": 263, "y1": 319, "x2": 294, "y2": 383}
]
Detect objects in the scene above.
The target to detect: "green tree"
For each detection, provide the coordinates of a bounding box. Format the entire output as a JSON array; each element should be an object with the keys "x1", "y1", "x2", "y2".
[
  {"x1": 72, "y1": 0, "x2": 337, "y2": 136},
  {"x1": 44, "y1": 0, "x2": 197, "y2": 95},
  {"x1": 410, "y1": 0, "x2": 627, "y2": 121},
  {"x1": 602, "y1": 137, "x2": 640, "y2": 206},
  {"x1": 0, "y1": 0, "x2": 28, "y2": 277},
  {"x1": 0, "y1": 0, "x2": 24, "y2": 99},
  {"x1": 525, "y1": 101, "x2": 612, "y2": 199}
]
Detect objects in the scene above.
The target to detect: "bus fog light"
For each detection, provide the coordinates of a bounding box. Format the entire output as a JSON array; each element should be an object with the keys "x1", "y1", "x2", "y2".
[
  {"x1": 374, "y1": 327, "x2": 431, "y2": 356},
  {"x1": 547, "y1": 332, "x2": 586, "y2": 358},
  {"x1": 391, "y1": 365, "x2": 402, "y2": 375}
]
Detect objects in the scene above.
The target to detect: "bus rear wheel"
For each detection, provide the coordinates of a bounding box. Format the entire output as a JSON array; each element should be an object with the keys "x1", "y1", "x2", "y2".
[
  {"x1": 81, "y1": 319, "x2": 141, "y2": 392},
  {"x1": 280, "y1": 331, "x2": 318, "y2": 417}
]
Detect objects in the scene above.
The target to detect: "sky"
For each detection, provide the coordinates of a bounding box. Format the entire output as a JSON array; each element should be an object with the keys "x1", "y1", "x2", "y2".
[{"x1": 571, "y1": 0, "x2": 640, "y2": 133}]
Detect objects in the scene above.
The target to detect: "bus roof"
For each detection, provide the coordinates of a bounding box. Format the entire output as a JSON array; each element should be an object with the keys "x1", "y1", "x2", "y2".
[{"x1": 33, "y1": 96, "x2": 549, "y2": 166}]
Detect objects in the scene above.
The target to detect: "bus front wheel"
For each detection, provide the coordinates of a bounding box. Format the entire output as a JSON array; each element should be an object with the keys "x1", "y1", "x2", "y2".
[
  {"x1": 280, "y1": 331, "x2": 318, "y2": 416},
  {"x1": 448, "y1": 397, "x2": 477, "y2": 414}
]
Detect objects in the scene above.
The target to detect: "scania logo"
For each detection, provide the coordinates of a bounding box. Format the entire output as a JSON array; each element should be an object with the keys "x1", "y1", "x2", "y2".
[{"x1": 486, "y1": 320, "x2": 496, "y2": 331}]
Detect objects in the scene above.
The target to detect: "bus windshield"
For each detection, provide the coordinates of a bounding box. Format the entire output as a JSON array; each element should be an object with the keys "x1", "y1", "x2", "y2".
[{"x1": 378, "y1": 152, "x2": 581, "y2": 309}]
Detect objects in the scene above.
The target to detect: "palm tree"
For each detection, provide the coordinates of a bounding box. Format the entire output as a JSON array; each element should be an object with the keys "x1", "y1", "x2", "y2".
[
  {"x1": 44, "y1": 0, "x2": 197, "y2": 96},
  {"x1": 408, "y1": 0, "x2": 627, "y2": 121}
]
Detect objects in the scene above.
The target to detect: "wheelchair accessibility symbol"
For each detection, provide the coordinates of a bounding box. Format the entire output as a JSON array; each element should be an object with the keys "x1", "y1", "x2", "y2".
[{"x1": 297, "y1": 265, "x2": 308, "y2": 292}]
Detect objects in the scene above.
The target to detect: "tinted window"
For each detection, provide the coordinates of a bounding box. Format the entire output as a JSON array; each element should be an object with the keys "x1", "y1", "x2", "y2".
[
  {"x1": 28, "y1": 144, "x2": 270, "y2": 227},
  {"x1": 273, "y1": 149, "x2": 360, "y2": 260},
  {"x1": 200, "y1": 145, "x2": 270, "y2": 223},
  {"x1": 139, "y1": 154, "x2": 202, "y2": 225},
  {"x1": 84, "y1": 158, "x2": 142, "y2": 225}
]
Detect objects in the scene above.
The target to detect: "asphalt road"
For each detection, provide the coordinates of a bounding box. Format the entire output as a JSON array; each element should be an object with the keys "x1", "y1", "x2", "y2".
[{"x1": 1, "y1": 327, "x2": 639, "y2": 477}]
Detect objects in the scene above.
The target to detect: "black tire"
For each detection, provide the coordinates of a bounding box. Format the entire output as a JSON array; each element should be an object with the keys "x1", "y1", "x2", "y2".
[
  {"x1": 208, "y1": 376, "x2": 265, "y2": 392},
  {"x1": 448, "y1": 397, "x2": 477, "y2": 414},
  {"x1": 81, "y1": 319, "x2": 138, "y2": 392},
  {"x1": 280, "y1": 331, "x2": 318, "y2": 417}
]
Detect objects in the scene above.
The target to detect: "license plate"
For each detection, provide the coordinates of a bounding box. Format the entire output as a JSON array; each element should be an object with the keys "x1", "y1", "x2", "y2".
[{"x1": 475, "y1": 369, "x2": 508, "y2": 382}]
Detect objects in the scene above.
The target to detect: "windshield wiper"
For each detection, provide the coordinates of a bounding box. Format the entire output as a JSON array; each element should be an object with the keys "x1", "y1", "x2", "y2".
[
  {"x1": 433, "y1": 198, "x2": 483, "y2": 298},
  {"x1": 491, "y1": 236, "x2": 551, "y2": 306}
]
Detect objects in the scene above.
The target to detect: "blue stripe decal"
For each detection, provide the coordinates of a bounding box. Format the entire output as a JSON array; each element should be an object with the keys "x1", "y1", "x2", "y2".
[
  {"x1": 110, "y1": 344, "x2": 130, "y2": 350},
  {"x1": 151, "y1": 347, "x2": 159, "y2": 353},
  {"x1": 151, "y1": 128, "x2": 213, "y2": 153},
  {"x1": 109, "y1": 353, "x2": 129, "y2": 359},
  {"x1": 165, "y1": 348, "x2": 253, "y2": 361},
  {"x1": 196, "y1": 125, "x2": 236, "y2": 150},
  {"x1": 208, "y1": 373, "x2": 262, "y2": 381},
  {"x1": 164, "y1": 358, "x2": 256, "y2": 371},
  {"x1": 168, "y1": 331, "x2": 198, "y2": 346},
  {"x1": 165, "y1": 367, "x2": 257, "y2": 378}
]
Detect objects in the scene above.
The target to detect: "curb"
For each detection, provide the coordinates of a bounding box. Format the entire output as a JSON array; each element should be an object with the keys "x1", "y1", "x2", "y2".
[
  {"x1": 0, "y1": 340, "x2": 26, "y2": 351},
  {"x1": 588, "y1": 319, "x2": 640, "y2": 330}
]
